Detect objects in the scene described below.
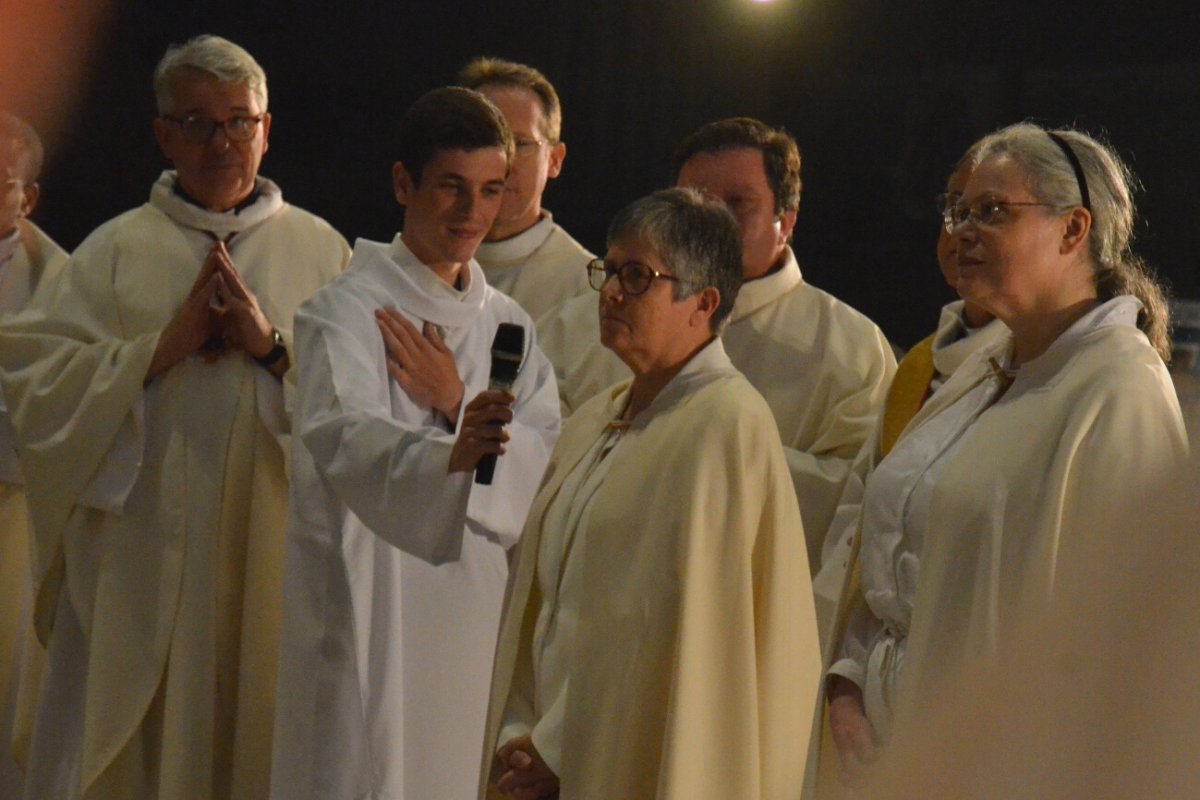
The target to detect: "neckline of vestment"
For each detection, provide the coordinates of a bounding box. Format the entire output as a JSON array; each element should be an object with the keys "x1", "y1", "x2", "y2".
[
  {"x1": 345, "y1": 235, "x2": 488, "y2": 329},
  {"x1": 149, "y1": 170, "x2": 283, "y2": 239},
  {"x1": 475, "y1": 212, "x2": 556, "y2": 267},
  {"x1": 725, "y1": 245, "x2": 803, "y2": 323}
]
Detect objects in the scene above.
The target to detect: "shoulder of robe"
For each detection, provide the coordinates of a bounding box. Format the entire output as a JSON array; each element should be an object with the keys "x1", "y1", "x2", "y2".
[
  {"x1": 757, "y1": 279, "x2": 892, "y2": 352},
  {"x1": 272, "y1": 203, "x2": 350, "y2": 250}
]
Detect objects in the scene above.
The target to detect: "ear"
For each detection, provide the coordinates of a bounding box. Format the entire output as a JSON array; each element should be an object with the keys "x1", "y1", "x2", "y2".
[
  {"x1": 776, "y1": 207, "x2": 798, "y2": 246},
  {"x1": 546, "y1": 140, "x2": 566, "y2": 180},
  {"x1": 259, "y1": 111, "x2": 272, "y2": 157},
  {"x1": 19, "y1": 182, "x2": 39, "y2": 218},
  {"x1": 1060, "y1": 207, "x2": 1091, "y2": 256},
  {"x1": 153, "y1": 116, "x2": 173, "y2": 160},
  {"x1": 393, "y1": 161, "x2": 413, "y2": 206},
  {"x1": 690, "y1": 286, "x2": 721, "y2": 328}
]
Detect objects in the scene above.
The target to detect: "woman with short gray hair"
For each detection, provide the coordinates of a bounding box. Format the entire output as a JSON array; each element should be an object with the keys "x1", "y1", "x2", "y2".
[{"x1": 481, "y1": 187, "x2": 822, "y2": 799}]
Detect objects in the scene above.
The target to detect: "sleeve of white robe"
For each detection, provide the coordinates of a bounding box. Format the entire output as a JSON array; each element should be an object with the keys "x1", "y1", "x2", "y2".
[
  {"x1": 826, "y1": 590, "x2": 879, "y2": 690},
  {"x1": 0, "y1": 247, "x2": 158, "y2": 593},
  {"x1": 294, "y1": 287, "x2": 559, "y2": 565}
]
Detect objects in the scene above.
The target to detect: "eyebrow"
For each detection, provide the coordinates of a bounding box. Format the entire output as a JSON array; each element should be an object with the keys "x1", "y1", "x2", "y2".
[{"x1": 177, "y1": 106, "x2": 257, "y2": 116}]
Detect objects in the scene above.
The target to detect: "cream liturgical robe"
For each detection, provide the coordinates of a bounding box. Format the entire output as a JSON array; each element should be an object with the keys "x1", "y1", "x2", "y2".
[
  {"x1": 893, "y1": 297, "x2": 1188, "y2": 728},
  {"x1": 474, "y1": 213, "x2": 593, "y2": 326},
  {"x1": 807, "y1": 297, "x2": 1188, "y2": 796},
  {"x1": 272, "y1": 237, "x2": 559, "y2": 800},
  {"x1": 539, "y1": 246, "x2": 895, "y2": 566},
  {"x1": 0, "y1": 171, "x2": 349, "y2": 799},
  {"x1": 482, "y1": 339, "x2": 821, "y2": 800},
  {"x1": 0, "y1": 220, "x2": 67, "y2": 796}
]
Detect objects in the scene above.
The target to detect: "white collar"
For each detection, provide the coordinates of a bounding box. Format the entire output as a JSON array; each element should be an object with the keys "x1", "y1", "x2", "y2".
[
  {"x1": 346, "y1": 235, "x2": 488, "y2": 329},
  {"x1": 727, "y1": 246, "x2": 803, "y2": 323},
  {"x1": 474, "y1": 212, "x2": 556, "y2": 267},
  {"x1": 149, "y1": 170, "x2": 284, "y2": 239},
  {"x1": 931, "y1": 300, "x2": 1008, "y2": 378}
]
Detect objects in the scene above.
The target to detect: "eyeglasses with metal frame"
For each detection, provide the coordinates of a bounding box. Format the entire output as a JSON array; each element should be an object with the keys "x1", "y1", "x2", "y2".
[
  {"x1": 161, "y1": 114, "x2": 265, "y2": 145},
  {"x1": 941, "y1": 196, "x2": 1072, "y2": 235},
  {"x1": 587, "y1": 257, "x2": 680, "y2": 296}
]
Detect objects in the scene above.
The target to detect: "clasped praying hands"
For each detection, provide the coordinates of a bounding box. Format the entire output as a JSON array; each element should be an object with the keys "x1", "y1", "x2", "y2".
[{"x1": 146, "y1": 240, "x2": 281, "y2": 381}]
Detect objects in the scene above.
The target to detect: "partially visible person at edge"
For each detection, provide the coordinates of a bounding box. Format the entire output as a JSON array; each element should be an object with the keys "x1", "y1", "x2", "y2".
[
  {"x1": 482, "y1": 188, "x2": 820, "y2": 800},
  {"x1": 812, "y1": 143, "x2": 1008, "y2": 647},
  {"x1": 0, "y1": 35, "x2": 350, "y2": 799},
  {"x1": 271, "y1": 86, "x2": 559, "y2": 800},
  {"x1": 541, "y1": 118, "x2": 896, "y2": 566},
  {"x1": 459, "y1": 58, "x2": 594, "y2": 329},
  {"x1": 0, "y1": 111, "x2": 68, "y2": 798},
  {"x1": 812, "y1": 123, "x2": 1188, "y2": 796}
]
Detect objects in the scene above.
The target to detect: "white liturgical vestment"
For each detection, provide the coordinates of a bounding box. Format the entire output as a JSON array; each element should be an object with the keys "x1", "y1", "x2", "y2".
[
  {"x1": 272, "y1": 236, "x2": 559, "y2": 800},
  {"x1": 0, "y1": 172, "x2": 349, "y2": 799},
  {"x1": 0, "y1": 220, "x2": 67, "y2": 798},
  {"x1": 829, "y1": 296, "x2": 1188, "y2": 737},
  {"x1": 813, "y1": 301, "x2": 1007, "y2": 647}
]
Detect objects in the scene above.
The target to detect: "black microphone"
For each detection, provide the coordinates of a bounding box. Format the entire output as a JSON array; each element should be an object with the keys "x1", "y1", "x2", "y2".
[{"x1": 475, "y1": 323, "x2": 525, "y2": 485}]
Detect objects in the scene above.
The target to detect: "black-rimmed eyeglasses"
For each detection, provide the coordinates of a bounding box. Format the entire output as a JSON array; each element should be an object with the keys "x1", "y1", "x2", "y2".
[
  {"x1": 162, "y1": 114, "x2": 264, "y2": 144},
  {"x1": 587, "y1": 257, "x2": 680, "y2": 296}
]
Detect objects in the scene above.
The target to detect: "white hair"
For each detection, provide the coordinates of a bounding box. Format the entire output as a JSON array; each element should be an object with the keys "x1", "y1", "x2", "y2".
[{"x1": 153, "y1": 35, "x2": 268, "y2": 114}]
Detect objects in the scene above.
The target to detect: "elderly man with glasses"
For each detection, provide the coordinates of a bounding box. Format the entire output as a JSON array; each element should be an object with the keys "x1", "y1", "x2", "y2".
[{"x1": 0, "y1": 34, "x2": 349, "y2": 799}]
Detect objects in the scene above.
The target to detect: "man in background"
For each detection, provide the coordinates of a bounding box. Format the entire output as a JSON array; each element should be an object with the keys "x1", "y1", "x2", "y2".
[
  {"x1": 459, "y1": 58, "x2": 594, "y2": 327},
  {"x1": 0, "y1": 111, "x2": 68, "y2": 798}
]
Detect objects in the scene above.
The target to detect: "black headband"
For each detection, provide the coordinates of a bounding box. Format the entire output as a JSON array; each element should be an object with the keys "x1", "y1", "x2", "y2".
[{"x1": 1046, "y1": 131, "x2": 1091, "y2": 212}]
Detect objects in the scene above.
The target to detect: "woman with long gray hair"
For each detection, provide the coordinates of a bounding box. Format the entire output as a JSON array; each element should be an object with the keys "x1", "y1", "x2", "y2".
[{"x1": 820, "y1": 122, "x2": 1188, "y2": 789}]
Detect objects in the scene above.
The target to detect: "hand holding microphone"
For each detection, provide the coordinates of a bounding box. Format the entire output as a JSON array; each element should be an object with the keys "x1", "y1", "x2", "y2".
[{"x1": 446, "y1": 323, "x2": 525, "y2": 482}]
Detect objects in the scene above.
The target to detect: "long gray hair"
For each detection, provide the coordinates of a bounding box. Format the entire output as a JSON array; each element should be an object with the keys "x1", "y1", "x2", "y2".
[{"x1": 971, "y1": 122, "x2": 1170, "y2": 360}]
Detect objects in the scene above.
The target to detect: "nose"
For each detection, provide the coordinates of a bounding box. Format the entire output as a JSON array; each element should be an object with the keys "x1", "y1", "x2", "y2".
[
  {"x1": 206, "y1": 126, "x2": 232, "y2": 152},
  {"x1": 599, "y1": 271, "x2": 624, "y2": 303},
  {"x1": 454, "y1": 188, "x2": 480, "y2": 217}
]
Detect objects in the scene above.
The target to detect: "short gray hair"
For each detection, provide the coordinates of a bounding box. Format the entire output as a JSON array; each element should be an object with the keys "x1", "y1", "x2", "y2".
[
  {"x1": 153, "y1": 35, "x2": 268, "y2": 115},
  {"x1": 972, "y1": 122, "x2": 1170, "y2": 360},
  {"x1": 607, "y1": 187, "x2": 743, "y2": 332}
]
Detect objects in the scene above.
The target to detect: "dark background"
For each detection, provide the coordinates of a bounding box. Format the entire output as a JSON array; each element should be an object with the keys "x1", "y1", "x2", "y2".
[{"x1": 17, "y1": 0, "x2": 1200, "y2": 348}]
